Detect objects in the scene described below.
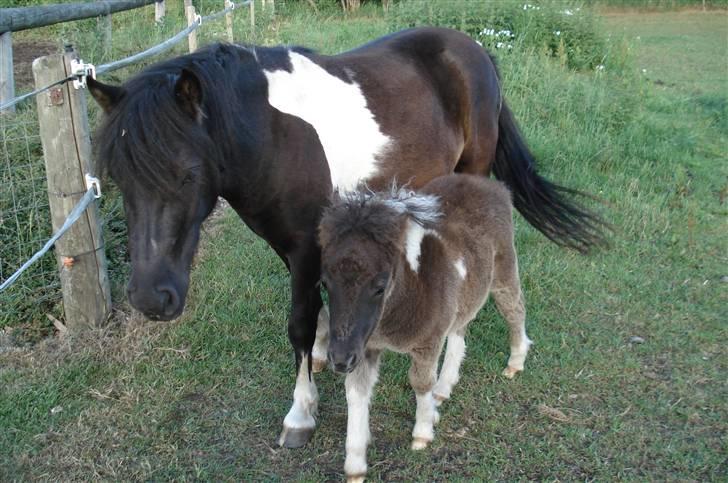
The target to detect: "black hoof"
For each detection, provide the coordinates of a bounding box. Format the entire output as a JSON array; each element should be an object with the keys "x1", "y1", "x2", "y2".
[{"x1": 278, "y1": 426, "x2": 315, "y2": 448}]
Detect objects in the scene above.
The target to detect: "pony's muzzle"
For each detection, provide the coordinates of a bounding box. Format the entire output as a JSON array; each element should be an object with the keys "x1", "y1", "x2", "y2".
[
  {"x1": 328, "y1": 349, "x2": 358, "y2": 374},
  {"x1": 127, "y1": 280, "x2": 184, "y2": 321}
]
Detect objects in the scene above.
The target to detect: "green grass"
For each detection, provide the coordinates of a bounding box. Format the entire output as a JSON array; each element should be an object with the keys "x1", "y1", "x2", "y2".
[{"x1": 2, "y1": 4, "x2": 727, "y2": 482}]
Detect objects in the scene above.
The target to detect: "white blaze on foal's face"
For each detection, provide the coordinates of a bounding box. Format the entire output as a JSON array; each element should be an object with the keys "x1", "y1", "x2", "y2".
[{"x1": 263, "y1": 51, "x2": 391, "y2": 191}]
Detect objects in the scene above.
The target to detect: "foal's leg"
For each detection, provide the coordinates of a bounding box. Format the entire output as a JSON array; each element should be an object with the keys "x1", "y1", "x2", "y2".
[
  {"x1": 432, "y1": 328, "x2": 467, "y2": 406},
  {"x1": 279, "y1": 246, "x2": 323, "y2": 448},
  {"x1": 311, "y1": 305, "x2": 329, "y2": 373},
  {"x1": 409, "y1": 348, "x2": 442, "y2": 450},
  {"x1": 492, "y1": 252, "x2": 531, "y2": 379},
  {"x1": 344, "y1": 351, "x2": 381, "y2": 483}
]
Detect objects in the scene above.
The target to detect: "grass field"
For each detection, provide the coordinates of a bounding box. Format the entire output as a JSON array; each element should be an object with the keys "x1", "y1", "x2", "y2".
[{"x1": 1, "y1": 3, "x2": 726, "y2": 481}]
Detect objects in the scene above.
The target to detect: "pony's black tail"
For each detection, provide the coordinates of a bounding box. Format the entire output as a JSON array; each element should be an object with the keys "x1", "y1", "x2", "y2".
[{"x1": 493, "y1": 101, "x2": 609, "y2": 253}]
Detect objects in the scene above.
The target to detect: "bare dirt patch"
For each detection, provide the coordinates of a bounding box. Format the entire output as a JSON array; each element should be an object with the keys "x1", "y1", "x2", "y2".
[{"x1": 12, "y1": 41, "x2": 59, "y2": 90}]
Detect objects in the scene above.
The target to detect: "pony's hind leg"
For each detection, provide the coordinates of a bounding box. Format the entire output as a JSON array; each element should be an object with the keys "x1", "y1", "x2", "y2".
[
  {"x1": 492, "y1": 252, "x2": 531, "y2": 379},
  {"x1": 312, "y1": 306, "x2": 329, "y2": 373},
  {"x1": 409, "y1": 348, "x2": 442, "y2": 450},
  {"x1": 432, "y1": 329, "x2": 467, "y2": 406}
]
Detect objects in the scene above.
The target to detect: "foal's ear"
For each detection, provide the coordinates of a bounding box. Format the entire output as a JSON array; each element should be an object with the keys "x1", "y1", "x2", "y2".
[
  {"x1": 174, "y1": 68, "x2": 203, "y2": 120},
  {"x1": 87, "y1": 77, "x2": 125, "y2": 113}
]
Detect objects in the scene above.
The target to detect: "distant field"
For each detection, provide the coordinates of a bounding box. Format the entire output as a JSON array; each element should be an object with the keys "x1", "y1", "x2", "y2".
[
  {"x1": 603, "y1": 10, "x2": 728, "y2": 93},
  {"x1": 1, "y1": 4, "x2": 726, "y2": 481}
]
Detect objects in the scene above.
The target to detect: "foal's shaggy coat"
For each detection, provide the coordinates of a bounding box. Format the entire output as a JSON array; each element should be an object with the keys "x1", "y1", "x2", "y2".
[{"x1": 319, "y1": 174, "x2": 531, "y2": 482}]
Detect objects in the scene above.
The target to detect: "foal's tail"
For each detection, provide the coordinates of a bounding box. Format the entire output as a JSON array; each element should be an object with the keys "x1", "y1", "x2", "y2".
[{"x1": 493, "y1": 101, "x2": 609, "y2": 253}]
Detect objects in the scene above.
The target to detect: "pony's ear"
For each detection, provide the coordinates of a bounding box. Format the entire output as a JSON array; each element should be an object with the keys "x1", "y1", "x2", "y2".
[
  {"x1": 174, "y1": 68, "x2": 203, "y2": 120},
  {"x1": 87, "y1": 77, "x2": 125, "y2": 113}
]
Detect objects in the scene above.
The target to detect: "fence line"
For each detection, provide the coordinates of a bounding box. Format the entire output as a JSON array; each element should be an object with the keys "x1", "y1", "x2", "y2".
[
  {"x1": 1, "y1": 1, "x2": 249, "y2": 113},
  {"x1": 1, "y1": 0, "x2": 250, "y2": 330},
  {"x1": 0, "y1": 1, "x2": 158, "y2": 34}
]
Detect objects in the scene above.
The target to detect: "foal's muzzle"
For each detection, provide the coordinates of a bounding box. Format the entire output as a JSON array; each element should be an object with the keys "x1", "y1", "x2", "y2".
[{"x1": 328, "y1": 348, "x2": 359, "y2": 374}]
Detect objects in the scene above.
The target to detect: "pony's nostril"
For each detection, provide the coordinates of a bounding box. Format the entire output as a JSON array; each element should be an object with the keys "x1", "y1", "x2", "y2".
[
  {"x1": 156, "y1": 285, "x2": 180, "y2": 317},
  {"x1": 346, "y1": 353, "x2": 357, "y2": 370}
]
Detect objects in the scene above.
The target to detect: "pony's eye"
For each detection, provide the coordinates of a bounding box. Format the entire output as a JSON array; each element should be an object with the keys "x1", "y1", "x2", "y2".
[{"x1": 373, "y1": 286, "x2": 385, "y2": 297}]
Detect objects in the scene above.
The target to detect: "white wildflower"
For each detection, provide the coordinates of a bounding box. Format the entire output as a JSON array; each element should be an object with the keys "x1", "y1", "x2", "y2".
[
  {"x1": 641, "y1": 68, "x2": 647, "y2": 74},
  {"x1": 475, "y1": 40, "x2": 483, "y2": 46},
  {"x1": 480, "y1": 28, "x2": 495, "y2": 36},
  {"x1": 596, "y1": 64, "x2": 605, "y2": 71},
  {"x1": 562, "y1": 9, "x2": 574, "y2": 15},
  {"x1": 496, "y1": 42, "x2": 513, "y2": 50},
  {"x1": 554, "y1": 30, "x2": 561, "y2": 36},
  {"x1": 523, "y1": 4, "x2": 540, "y2": 11}
]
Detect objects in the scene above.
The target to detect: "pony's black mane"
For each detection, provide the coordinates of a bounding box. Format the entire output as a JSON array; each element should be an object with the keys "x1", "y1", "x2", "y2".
[{"x1": 94, "y1": 42, "x2": 311, "y2": 196}]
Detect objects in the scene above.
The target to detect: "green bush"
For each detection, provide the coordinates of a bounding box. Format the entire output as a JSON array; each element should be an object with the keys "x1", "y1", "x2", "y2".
[{"x1": 389, "y1": 0, "x2": 611, "y2": 71}]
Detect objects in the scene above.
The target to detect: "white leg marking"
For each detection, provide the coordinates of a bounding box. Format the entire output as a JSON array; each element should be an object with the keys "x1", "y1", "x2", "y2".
[
  {"x1": 264, "y1": 52, "x2": 391, "y2": 192},
  {"x1": 433, "y1": 334, "x2": 466, "y2": 405},
  {"x1": 344, "y1": 358, "x2": 379, "y2": 478},
  {"x1": 312, "y1": 306, "x2": 329, "y2": 372},
  {"x1": 281, "y1": 355, "x2": 318, "y2": 436},
  {"x1": 411, "y1": 391, "x2": 438, "y2": 450},
  {"x1": 507, "y1": 326, "x2": 532, "y2": 373},
  {"x1": 454, "y1": 257, "x2": 467, "y2": 279}
]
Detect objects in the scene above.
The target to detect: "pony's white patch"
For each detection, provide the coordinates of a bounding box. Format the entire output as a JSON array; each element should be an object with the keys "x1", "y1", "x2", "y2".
[
  {"x1": 508, "y1": 327, "x2": 532, "y2": 371},
  {"x1": 433, "y1": 334, "x2": 466, "y2": 403},
  {"x1": 264, "y1": 51, "x2": 391, "y2": 191},
  {"x1": 404, "y1": 220, "x2": 439, "y2": 274},
  {"x1": 282, "y1": 355, "x2": 318, "y2": 431},
  {"x1": 454, "y1": 257, "x2": 467, "y2": 279},
  {"x1": 412, "y1": 391, "x2": 437, "y2": 446},
  {"x1": 344, "y1": 359, "x2": 379, "y2": 477}
]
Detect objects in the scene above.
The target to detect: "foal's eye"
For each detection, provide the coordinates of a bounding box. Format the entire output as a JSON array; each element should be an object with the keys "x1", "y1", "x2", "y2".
[{"x1": 373, "y1": 286, "x2": 385, "y2": 298}]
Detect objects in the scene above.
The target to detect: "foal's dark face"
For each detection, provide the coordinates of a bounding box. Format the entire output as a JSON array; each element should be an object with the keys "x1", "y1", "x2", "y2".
[{"x1": 321, "y1": 239, "x2": 394, "y2": 373}]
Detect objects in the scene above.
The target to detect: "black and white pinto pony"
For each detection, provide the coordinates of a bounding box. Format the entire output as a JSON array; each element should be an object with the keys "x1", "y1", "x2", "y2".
[{"x1": 87, "y1": 27, "x2": 606, "y2": 448}]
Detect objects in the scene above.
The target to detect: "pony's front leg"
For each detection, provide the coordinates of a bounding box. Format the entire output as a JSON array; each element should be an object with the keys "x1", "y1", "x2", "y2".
[
  {"x1": 409, "y1": 349, "x2": 441, "y2": 450},
  {"x1": 312, "y1": 305, "x2": 329, "y2": 373},
  {"x1": 278, "y1": 249, "x2": 323, "y2": 448},
  {"x1": 344, "y1": 350, "x2": 381, "y2": 483}
]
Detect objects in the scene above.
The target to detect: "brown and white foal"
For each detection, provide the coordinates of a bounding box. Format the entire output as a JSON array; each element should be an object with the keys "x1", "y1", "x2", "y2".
[{"x1": 318, "y1": 174, "x2": 532, "y2": 482}]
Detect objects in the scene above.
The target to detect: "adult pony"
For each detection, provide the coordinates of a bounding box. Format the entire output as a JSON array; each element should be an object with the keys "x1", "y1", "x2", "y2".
[{"x1": 88, "y1": 27, "x2": 605, "y2": 448}]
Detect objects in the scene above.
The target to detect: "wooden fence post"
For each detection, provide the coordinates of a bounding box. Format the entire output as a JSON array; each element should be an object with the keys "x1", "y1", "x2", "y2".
[
  {"x1": 155, "y1": 0, "x2": 166, "y2": 22},
  {"x1": 0, "y1": 31, "x2": 14, "y2": 114},
  {"x1": 185, "y1": 2, "x2": 197, "y2": 52},
  {"x1": 250, "y1": 0, "x2": 255, "y2": 30},
  {"x1": 101, "y1": 14, "x2": 112, "y2": 57},
  {"x1": 225, "y1": 0, "x2": 234, "y2": 43},
  {"x1": 32, "y1": 49, "x2": 111, "y2": 331}
]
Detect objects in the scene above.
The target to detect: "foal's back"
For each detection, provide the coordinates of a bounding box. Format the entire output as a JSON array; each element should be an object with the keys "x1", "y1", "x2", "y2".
[{"x1": 423, "y1": 174, "x2": 515, "y2": 322}]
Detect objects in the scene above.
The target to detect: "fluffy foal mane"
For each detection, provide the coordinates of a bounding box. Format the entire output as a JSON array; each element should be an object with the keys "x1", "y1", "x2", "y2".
[{"x1": 319, "y1": 186, "x2": 441, "y2": 251}]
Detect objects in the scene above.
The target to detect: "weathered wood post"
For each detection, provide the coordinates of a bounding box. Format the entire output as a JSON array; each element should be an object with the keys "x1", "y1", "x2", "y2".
[
  {"x1": 225, "y1": 0, "x2": 234, "y2": 43},
  {"x1": 250, "y1": 0, "x2": 255, "y2": 30},
  {"x1": 0, "y1": 31, "x2": 14, "y2": 114},
  {"x1": 155, "y1": 0, "x2": 166, "y2": 22},
  {"x1": 32, "y1": 49, "x2": 111, "y2": 330},
  {"x1": 185, "y1": 0, "x2": 198, "y2": 52},
  {"x1": 100, "y1": 14, "x2": 112, "y2": 57}
]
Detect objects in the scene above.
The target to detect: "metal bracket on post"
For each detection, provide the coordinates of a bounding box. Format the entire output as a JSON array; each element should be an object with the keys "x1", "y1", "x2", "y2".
[
  {"x1": 70, "y1": 59, "x2": 96, "y2": 90},
  {"x1": 84, "y1": 174, "x2": 102, "y2": 199}
]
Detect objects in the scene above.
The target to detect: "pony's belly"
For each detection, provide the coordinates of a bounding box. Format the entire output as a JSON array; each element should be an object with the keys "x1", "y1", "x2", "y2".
[{"x1": 264, "y1": 51, "x2": 392, "y2": 192}]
